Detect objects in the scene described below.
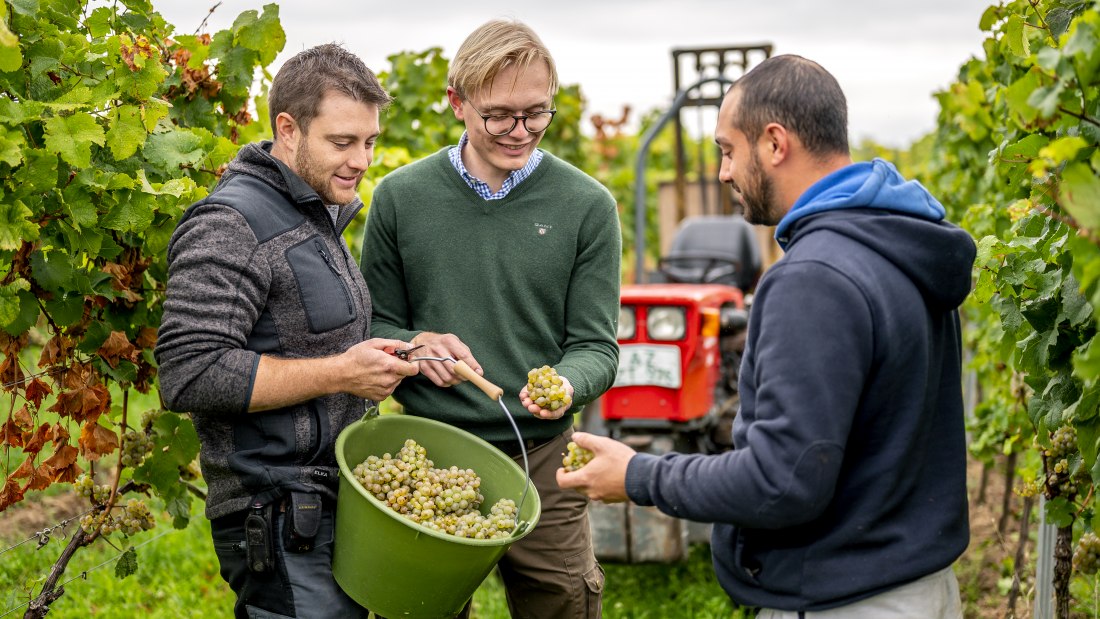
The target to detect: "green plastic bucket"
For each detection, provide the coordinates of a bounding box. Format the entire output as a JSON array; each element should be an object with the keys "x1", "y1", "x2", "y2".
[{"x1": 333, "y1": 412, "x2": 541, "y2": 618}]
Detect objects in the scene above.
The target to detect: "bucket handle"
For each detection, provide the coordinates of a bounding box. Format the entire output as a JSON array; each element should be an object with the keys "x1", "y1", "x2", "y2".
[
  {"x1": 362, "y1": 405, "x2": 380, "y2": 422},
  {"x1": 452, "y1": 363, "x2": 533, "y2": 537},
  {"x1": 405, "y1": 356, "x2": 534, "y2": 537}
]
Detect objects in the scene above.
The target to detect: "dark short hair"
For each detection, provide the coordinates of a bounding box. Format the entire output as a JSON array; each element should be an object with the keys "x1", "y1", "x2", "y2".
[
  {"x1": 268, "y1": 43, "x2": 393, "y2": 134},
  {"x1": 728, "y1": 55, "x2": 849, "y2": 157}
]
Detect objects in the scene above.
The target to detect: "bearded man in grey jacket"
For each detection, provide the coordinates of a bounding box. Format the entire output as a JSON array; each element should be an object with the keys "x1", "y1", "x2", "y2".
[{"x1": 155, "y1": 44, "x2": 418, "y2": 619}]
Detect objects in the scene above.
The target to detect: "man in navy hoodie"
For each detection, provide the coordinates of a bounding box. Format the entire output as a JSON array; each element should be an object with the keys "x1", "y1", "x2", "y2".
[{"x1": 558, "y1": 54, "x2": 976, "y2": 617}]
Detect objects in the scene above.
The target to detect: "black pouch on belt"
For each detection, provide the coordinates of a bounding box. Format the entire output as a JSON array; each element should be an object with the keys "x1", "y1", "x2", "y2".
[
  {"x1": 282, "y1": 491, "x2": 322, "y2": 553},
  {"x1": 244, "y1": 502, "x2": 273, "y2": 573}
]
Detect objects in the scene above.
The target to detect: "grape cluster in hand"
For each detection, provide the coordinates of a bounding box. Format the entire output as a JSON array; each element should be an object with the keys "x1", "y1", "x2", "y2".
[
  {"x1": 527, "y1": 365, "x2": 571, "y2": 412},
  {"x1": 352, "y1": 439, "x2": 518, "y2": 539},
  {"x1": 562, "y1": 441, "x2": 594, "y2": 472}
]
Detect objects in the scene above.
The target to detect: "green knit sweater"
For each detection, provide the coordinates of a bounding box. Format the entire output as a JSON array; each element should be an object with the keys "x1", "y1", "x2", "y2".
[{"x1": 361, "y1": 148, "x2": 622, "y2": 443}]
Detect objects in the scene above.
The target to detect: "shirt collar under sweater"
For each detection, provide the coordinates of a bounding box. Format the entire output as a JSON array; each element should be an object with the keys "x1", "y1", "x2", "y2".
[{"x1": 447, "y1": 131, "x2": 543, "y2": 200}]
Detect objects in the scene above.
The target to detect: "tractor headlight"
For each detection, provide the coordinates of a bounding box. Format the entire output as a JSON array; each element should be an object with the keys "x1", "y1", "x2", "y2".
[
  {"x1": 617, "y1": 306, "x2": 636, "y2": 340},
  {"x1": 647, "y1": 306, "x2": 686, "y2": 341}
]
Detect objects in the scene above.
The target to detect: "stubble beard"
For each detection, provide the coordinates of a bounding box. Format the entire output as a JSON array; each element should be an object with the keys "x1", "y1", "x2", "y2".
[
  {"x1": 741, "y1": 150, "x2": 781, "y2": 227},
  {"x1": 295, "y1": 139, "x2": 356, "y2": 206}
]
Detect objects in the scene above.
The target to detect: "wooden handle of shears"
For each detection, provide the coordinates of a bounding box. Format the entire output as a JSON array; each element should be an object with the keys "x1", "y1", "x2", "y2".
[{"x1": 452, "y1": 360, "x2": 504, "y2": 401}]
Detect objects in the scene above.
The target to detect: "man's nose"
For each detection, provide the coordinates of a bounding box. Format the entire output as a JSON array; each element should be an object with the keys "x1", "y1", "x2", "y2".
[{"x1": 349, "y1": 146, "x2": 371, "y2": 170}]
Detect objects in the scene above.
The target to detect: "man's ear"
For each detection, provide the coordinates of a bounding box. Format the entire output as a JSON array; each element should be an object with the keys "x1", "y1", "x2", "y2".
[
  {"x1": 273, "y1": 112, "x2": 300, "y2": 150},
  {"x1": 446, "y1": 87, "x2": 465, "y2": 121},
  {"x1": 761, "y1": 122, "x2": 789, "y2": 166}
]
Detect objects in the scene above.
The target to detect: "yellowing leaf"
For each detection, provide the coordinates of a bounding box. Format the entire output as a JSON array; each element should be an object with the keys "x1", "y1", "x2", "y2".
[
  {"x1": 0, "y1": 12, "x2": 18, "y2": 47},
  {"x1": 1061, "y1": 163, "x2": 1100, "y2": 231},
  {"x1": 141, "y1": 98, "x2": 170, "y2": 132},
  {"x1": 1039, "y1": 136, "x2": 1089, "y2": 166}
]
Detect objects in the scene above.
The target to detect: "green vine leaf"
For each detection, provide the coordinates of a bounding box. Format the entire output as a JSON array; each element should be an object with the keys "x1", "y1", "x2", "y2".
[
  {"x1": 0, "y1": 199, "x2": 38, "y2": 249},
  {"x1": 105, "y1": 105, "x2": 148, "y2": 161},
  {"x1": 114, "y1": 547, "x2": 137, "y2": 579},
  {"x1": 232, "y1": 4, "x2": 284, "y2": 66},
  {"x1": 29, "y1": 250, "x2": 74, "y2": 290},
  {"x1": 143, "y1": 127, "x2": 205, "y2": 170},
  {"x1": 1005, "y1": 13, "x2": 1033, "y2": 58},
  {"x1": 1047, "y1": 7, "x2": 1075, "y2": 39},
  {"x1": 43, "y1": 113, "x2": 105, "y2": 168},
  {"x1": 99, "y1": 190, "x2": 155, "y2": 233}
]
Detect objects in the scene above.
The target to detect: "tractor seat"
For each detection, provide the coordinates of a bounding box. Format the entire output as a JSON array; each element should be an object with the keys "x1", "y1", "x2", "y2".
[{"x1": 657, "y1": 215, "x2": 761, "y2": 290}]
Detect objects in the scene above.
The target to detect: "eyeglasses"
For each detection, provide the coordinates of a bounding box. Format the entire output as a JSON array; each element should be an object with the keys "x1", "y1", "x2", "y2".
[{"x1": 467, "y1": 101, "x2": 557, "y2": 136}]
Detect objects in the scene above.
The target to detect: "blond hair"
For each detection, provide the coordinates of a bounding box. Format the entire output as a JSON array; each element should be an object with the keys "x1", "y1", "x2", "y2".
[{"x1": 447, "y1": 19, "x2": 559, "y2": 101}]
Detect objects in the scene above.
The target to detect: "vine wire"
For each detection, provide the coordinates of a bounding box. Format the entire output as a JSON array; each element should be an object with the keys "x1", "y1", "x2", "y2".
[
  {"x1": 0, "y1": 527, "x2": 174, "y2": 618},
  {"x1": 0, "y1": 507, "x2": 95, "y2": 557}
]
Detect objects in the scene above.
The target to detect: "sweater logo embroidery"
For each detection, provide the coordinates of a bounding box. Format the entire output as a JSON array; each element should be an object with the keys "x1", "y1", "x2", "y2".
[{"x1": 534, "y1": 223, "x2": 552, "y2": 236}]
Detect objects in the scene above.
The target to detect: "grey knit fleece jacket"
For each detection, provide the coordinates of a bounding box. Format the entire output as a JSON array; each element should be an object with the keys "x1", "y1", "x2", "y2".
[{"x1": 155, "y1": 141, "x2": 373, "y2": 519}]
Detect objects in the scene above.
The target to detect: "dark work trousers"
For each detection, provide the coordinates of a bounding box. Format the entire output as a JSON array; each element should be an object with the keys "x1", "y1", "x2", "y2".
[{"x1": 210, "y1": 505, "x2": 369, "y2": 619}]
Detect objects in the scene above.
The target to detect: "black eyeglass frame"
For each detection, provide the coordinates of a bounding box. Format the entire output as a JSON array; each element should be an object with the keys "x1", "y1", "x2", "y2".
[{"x1": 466, "y1": 101, "x2": 557, "y2": 136}]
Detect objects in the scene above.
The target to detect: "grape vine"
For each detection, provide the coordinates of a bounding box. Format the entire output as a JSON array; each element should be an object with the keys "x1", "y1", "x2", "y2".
[
  {"x1": 0, "y1": 0, "x2": 284, "y2": 614},
  {"x1": 915, "y1": 0, "x2": 1100, "y2": 614}
]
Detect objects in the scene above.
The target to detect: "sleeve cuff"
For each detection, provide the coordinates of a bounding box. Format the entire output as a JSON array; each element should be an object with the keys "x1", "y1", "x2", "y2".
[{"x1": 625, "y1": 452, "x2": 660, "y2": 506}]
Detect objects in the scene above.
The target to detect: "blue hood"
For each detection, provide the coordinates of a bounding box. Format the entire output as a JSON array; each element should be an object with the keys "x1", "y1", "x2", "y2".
[{"x1": 774, "y1": 158, "x2": 945, "y2": 249}]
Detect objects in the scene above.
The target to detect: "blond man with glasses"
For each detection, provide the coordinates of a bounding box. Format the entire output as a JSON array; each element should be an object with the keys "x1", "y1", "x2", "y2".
[{"x1": 361, "y1": 18, "x2": 621, "y2": 618}]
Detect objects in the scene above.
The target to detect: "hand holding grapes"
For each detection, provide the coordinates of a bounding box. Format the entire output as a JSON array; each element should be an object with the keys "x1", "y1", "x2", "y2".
[
  {"x1": 521, "y1": 365, "x2": 574, "y2": 419},
  {"x1": 555, "y1": 431, "x2": 636, "y2": 503}
]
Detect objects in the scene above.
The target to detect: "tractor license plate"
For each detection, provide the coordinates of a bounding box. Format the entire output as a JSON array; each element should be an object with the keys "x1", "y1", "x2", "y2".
[{"x1": 614, "y1": 344, "x2": 682, "y2": 389}]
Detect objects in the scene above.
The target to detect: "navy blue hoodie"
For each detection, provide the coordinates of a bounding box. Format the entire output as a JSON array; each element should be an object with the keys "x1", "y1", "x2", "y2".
[{"x1": 625, "y1": 159, "x2": 976, "y2": 611}]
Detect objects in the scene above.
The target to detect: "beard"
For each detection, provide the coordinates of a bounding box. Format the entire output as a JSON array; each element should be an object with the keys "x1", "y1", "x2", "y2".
[
  {"x1": 294, "y1": 139, "x2": 357, "y2": 206},
  {"x1": 739, "y1": 149, "x2": 782, "y2": 227}
]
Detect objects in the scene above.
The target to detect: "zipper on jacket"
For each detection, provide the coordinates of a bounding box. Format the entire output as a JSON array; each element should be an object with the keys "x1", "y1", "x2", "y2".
[{"x1": 315, "y1": 240, "x2": 354, "y2": 316}]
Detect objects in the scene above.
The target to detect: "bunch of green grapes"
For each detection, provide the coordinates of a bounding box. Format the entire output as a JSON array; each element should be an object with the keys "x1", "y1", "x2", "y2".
[
  {"x1": 179, "y1": 459, "x2": 202, "y2": 481},
  {"x1": 1075, "y1": 532, "x2": 1100, "y2": 575},
  {"x1": 120, "y1": 429, "x2": 154, "y2": 468},
  {"x1": 352, "y1": 439, "x2": 518, "y2": 539},
  {"x1": 115, "y1": 498, "x2": 156, "y2": 535},
  {"x1": 140, "y1": 409, "x2": 161, "y2": 432},
  {"x1": 562, "y1": 441, "x2": 594, "y2": 472},
  {"x1": 526, "y1": 365, "x2": 572, "y2": 412},
  {"x1": 74, "y1": 473, "x2": 111, "y2": 505},
  {"x1": 1043, "y1": 426, "x2": 1084, "y2": 496},
  {"x1": 78, "y1": 499, "x2": 156, "y2": 537},
  {"x1": 1045, "y1": 426, "x2": 1077, "y2": 460}
]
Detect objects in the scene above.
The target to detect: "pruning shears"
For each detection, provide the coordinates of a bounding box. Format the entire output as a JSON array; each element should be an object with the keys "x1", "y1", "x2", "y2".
[{"x1": 391, "y1": 344, "x2": 424, "y2": 361}]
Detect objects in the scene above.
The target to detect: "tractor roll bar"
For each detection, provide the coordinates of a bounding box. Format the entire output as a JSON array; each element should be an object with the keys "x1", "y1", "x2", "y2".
[{"x1": 633, "y1": 76, "x2": 733, "y2": 285}]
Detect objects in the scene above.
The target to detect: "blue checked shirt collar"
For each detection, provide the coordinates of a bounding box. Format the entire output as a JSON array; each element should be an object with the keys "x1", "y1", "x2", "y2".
[{"x1": 448, "y1": 132, "x2": 543, "y2": 201}]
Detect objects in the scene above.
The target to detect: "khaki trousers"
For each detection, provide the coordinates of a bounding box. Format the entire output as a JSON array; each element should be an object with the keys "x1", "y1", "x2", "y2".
[
  {"x1": 757, "y1": 566, "x2": 963, "y2": 619},
  {"x1": 461, "y1": 428, "x2": 604, "y2": 619}
]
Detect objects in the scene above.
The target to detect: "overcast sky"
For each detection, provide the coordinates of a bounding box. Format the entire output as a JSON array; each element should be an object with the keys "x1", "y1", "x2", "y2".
[{"x1": 154, "y1": 0, "x2": 994, "y2": 147}]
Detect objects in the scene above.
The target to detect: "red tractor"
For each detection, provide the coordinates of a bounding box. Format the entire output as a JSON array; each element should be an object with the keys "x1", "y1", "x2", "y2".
[
  {"x1": 584, "y1": 44, "x2": 774, "y2": 563},
  {"x1": 586, "y1": 214, "x2": 763, "y2": 564},
  {"x1": 602, "y1": 214, "x2": 759, "y2": 454}
]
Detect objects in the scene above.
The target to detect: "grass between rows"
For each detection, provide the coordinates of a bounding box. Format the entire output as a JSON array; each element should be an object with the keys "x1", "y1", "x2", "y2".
[{"x1": 0, "y1": 497, "x2": 745, "y2": 618}]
